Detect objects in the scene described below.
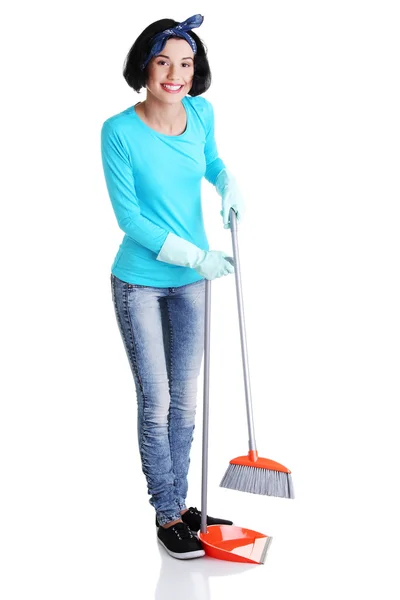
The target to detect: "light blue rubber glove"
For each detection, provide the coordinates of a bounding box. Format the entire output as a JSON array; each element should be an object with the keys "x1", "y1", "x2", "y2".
[
  {"x1": 215, "y1": 168, "x2": 246, "y2": 229},
  {"x1": 156, "y1": 232, "x2": 234, "y2": 280}
]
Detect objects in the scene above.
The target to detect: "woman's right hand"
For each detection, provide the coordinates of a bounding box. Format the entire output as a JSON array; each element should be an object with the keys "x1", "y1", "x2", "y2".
[{"x1": 194, "y1": 250, "x2": 234, "y2": 280}]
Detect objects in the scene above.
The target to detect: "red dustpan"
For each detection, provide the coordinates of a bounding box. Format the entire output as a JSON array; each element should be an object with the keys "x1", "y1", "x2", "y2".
[
  {"x1": 199, "y1": 524, "x2": 271, "y2": 565},
  {"x1": 198, "y1": 276, "x2": 272, "y2": 564}
]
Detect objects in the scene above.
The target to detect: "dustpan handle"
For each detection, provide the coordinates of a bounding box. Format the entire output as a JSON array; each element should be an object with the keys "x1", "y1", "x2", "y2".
[
  {"x1": 228, "y1": 208, "x2": 257, "y2": 453},
  {"x1": 200, "y1": 277, "x2": 211, "y2": 534},
  {"x1": 201, "y1": 209, "x2": 257, "y2": 534}
]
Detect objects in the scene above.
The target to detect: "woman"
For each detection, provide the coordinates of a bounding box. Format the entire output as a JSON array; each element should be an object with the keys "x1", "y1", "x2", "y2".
[{"x1": 101, "y1": 14, "x2": 245, "y2": 560}]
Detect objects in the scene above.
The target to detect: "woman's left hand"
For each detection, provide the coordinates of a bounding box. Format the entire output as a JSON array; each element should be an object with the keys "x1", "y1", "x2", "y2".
[{"x1": 215, "y1": 168, "x2": 246, "y2": 229}]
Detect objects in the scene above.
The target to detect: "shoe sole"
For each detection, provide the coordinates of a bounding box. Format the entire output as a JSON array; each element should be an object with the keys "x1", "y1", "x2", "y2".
[{"x1": 157, "y1": 538, "x2": 205, "y2": 559}]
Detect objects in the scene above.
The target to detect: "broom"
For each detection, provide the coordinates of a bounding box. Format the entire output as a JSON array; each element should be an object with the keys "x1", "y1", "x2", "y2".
[{"x1": 220, "y1": 209, "x2": 294, "y2": 499}]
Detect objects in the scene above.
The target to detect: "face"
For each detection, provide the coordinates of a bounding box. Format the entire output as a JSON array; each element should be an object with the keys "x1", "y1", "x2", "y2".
[{"x1": 145, "y1": 37, "x2": 195, "y2": 101}]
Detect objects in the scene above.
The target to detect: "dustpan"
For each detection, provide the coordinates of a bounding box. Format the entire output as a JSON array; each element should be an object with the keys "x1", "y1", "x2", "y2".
[{"x1": 198, "y1": 269, "x2": 272, "y2": 564}]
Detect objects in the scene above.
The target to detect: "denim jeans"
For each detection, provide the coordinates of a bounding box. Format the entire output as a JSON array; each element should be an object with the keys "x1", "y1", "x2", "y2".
[{"x1": 110, "y1": 273, "x2": 206, "y2": 526}]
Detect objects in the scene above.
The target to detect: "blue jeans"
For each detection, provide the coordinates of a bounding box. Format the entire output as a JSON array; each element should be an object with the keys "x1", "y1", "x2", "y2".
[{"x1": 110, "y1": 273, "x2": 206, "y2": 526}]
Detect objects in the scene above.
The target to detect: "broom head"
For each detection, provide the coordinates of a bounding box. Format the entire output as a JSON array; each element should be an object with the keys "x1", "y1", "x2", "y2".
[{"x1": 220, "y1": 451, "x2": 294, "y2": 499}]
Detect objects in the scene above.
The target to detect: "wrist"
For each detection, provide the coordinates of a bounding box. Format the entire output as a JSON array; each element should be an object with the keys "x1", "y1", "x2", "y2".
[
  {"x1": 215, "y1": 168, "x2": 229, "y2": 196},
  {"x1": 156, "y1": 232, "x2": 207, "y2": 269}
]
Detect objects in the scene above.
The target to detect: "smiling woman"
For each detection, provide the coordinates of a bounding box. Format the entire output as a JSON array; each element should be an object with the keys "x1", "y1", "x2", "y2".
[{"x1": 100, "y1": 13, "x2": 245, "y2": 562}]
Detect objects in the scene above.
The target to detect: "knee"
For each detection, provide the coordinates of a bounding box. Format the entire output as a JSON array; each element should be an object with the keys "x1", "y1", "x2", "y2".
[
  {"x1": 170, "y1": 398, "x2": 197, "y2": 425},
  {"x1": 143, "y1": 407, "x2": 169, "y2": 428},
  {"x1": 142, "y1": 395, "x2": 170, "y2": 429}
]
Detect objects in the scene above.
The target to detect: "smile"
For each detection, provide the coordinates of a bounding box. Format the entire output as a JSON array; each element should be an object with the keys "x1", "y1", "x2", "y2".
[{"x1": 161, "y1": 84, "x2": 184, "y2": 93}]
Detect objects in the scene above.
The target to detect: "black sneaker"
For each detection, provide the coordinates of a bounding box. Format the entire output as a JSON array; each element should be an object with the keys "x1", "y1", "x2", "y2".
[{"x1": 157, "y1": 521, "x2": 205, "y2": 560}]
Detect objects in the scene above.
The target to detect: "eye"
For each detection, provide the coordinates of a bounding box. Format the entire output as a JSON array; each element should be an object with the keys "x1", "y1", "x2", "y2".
[{"x1": 156, "y1": 60, "x2": 192, "y2": 67}]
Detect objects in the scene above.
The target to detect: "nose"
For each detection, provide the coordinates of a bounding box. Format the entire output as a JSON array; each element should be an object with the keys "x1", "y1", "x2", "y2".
[{"x1": 167, "y1": 64, "x2": 180, "y2": 79}]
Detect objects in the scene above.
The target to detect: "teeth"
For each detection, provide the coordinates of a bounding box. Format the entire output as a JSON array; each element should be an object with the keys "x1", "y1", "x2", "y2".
[{"x1": 162, "y1": 84, "x2": 182, "y2": 90}]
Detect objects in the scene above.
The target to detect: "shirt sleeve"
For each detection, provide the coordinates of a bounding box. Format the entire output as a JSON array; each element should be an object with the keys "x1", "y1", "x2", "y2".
[
  {"x1": 203, "y1": 100, "x2": 226, "y2": 185},
  {"x1": 101, "y1": 121, "x2": 169, "y2": 254}
]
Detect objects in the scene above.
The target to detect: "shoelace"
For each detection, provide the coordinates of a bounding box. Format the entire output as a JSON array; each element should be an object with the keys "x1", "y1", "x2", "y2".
[
  {"x1": 171, "y1": 523, "x2": 194, "y2": 540},
  {"x1": 189, "y1": 507, "x2": 202, "y2": 517}
]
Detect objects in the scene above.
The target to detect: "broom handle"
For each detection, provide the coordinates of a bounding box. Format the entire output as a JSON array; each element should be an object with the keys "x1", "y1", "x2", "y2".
[
  {"x1": 229, "y1": 208, "x2": 258, "y2": 453},
  {"x1": 200, "y1": 277, "x2": 211, "y2": 534}
]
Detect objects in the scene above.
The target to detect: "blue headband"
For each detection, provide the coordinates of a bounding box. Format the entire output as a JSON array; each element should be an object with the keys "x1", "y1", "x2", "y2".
[{"x1": 140, "y1": 14, "x2": 204, "y2": 70}]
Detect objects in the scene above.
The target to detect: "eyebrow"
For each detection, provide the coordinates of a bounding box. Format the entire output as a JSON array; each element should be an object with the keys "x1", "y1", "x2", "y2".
[{"x1": 156, "y1": 54, "x2": 194, "y2": 61}]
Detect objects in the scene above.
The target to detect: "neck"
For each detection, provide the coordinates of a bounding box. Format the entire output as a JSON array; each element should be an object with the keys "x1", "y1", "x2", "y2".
[{"x1": 140, "y1": 93, "x2": 184, "y2": 129}]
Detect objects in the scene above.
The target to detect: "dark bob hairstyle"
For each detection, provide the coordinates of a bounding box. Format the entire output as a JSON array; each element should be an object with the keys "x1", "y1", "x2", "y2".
[{"x1": 123, "y1": 18, "x2": 211, "y2": 96}]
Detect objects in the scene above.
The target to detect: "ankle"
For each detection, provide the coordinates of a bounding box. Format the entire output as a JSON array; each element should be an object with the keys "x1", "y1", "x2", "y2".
[
  {"x1": 180, "y1": 509, "x2": 188, "y2": 516},
  {"x1": 161, "y1": 518, "x2": 183, "y2": 529}
]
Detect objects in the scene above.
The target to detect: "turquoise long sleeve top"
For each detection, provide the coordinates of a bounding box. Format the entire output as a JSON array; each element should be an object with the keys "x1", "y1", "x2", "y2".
[{"x1": 101, "y1": 95, "x2": 226, "y2": 287}]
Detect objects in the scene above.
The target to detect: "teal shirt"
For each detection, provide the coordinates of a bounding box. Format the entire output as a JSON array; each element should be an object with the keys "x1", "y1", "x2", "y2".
[{"x1": 101, "y1": 95, "x2": 226, "y2": 287}]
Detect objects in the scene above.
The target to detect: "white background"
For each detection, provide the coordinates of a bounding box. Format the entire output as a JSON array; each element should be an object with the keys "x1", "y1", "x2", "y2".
[{"x1": 1, "y1": 1, "x2": 399, "y2": 598}]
